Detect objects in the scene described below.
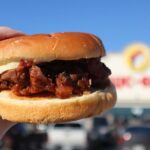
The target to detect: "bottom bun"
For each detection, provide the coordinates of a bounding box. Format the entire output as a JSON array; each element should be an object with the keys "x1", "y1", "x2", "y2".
[{"x1": 0, "y1": 83, "x2": 116, "y2": 124}]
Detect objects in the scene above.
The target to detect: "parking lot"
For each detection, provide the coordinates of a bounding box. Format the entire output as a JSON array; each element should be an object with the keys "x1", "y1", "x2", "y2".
[{"x1": 1, "y1": 108, "x2": 150, "y2": 150}]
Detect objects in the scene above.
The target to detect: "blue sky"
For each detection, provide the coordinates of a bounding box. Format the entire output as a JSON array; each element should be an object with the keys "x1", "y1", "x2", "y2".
[{"x1": 1, "y1": 0, "x2": 150, "y2": 52}]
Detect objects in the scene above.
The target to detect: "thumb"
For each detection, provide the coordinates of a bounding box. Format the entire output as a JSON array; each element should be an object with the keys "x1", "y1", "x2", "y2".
[{"x1": 0, "y1": 26, "x2": 25, "y2": 41}]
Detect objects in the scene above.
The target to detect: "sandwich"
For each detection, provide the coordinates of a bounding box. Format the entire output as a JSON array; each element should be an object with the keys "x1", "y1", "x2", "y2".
[{"x1": 0, "y1": 32, "x2": 116, "y2": 123}]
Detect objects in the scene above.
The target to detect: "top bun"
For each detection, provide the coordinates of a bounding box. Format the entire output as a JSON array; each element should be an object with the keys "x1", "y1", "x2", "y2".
[{"x1": 0, "y1": 32, "x2": 106, "y2": 65}]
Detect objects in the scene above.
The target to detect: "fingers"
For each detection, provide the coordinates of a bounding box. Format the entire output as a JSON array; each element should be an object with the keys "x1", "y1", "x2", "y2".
[
  {"x1": 0, "y1": 119, "x2": 15, "y2": 139},
  {"x1": 0, "y1": 26, "x2": 20, "y2": 138},
  {"x1": 0, "y1": 26, "x2": 25, "y2": 41}
]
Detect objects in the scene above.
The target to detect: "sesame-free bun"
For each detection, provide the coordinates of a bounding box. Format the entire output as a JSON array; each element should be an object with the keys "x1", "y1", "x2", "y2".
[
  {"x1": 0, "y1": 83, "x2": 116, "y2": 124},
  {"x1": 0, "y1": 32, "x2": 116, "y2": 124},
  {"x1": 0, "y1": 32, "x2": 105, "y2": 65}
]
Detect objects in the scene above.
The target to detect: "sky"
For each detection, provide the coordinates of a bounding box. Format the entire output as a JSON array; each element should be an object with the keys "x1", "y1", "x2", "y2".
[{"x1": 0, "y1": 0, "x2": 150, "y2": 52}]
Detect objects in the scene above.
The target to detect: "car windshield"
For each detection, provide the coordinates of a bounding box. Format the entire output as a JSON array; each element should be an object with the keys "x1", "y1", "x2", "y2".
[{"x1": 54, "y1": 123, "x2": 82, "y2": 128}]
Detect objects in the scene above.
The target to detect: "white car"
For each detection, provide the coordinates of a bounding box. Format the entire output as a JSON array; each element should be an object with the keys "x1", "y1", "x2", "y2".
[{"x1": 46, "y1": 121, "x2": 88, "y2": 150}]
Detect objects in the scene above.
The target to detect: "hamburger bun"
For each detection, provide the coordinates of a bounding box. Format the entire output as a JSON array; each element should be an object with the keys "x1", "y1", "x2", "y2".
[
  {"x1": 0, "y1": 32, "x2": 105, "y2": 65},
  {"x1": 0, "y1": 84, "x2": 116, "y2": 124},
  {"x1": 0, "y1": 32, "x2": 117, "y2": 124}
]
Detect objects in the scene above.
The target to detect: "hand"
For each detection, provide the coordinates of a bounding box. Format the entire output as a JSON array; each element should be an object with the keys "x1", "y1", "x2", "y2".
[
  {"x1": 0, "y1": 120, "x2": 15, "y2": 139},
  {"x1": 0, "y1": 26, "x2": 25, "y2": 40},
  {"x1": 0, "y1": 26, "x2": 25, "y2": 139}
]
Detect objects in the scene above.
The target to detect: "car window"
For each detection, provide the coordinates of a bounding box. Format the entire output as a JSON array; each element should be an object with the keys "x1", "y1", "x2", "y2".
[
  {"x1": 93, "y1": 118, "x2": 108, "y2": 128},
  {"x1": 126, "y1": 127, "x2": 150, "y2": 135}
]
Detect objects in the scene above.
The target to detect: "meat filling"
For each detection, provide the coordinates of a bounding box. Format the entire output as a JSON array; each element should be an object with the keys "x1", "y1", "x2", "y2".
[{"x1": 0, "y1": 58, "x2": 111, "y2": 98}]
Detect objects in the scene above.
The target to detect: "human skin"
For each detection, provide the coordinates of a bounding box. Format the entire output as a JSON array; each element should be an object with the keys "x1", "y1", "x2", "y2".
[
  {"x1": 0, "y1": 27, "x2": 25, "y2": 139},
  {"x1": 0, "y1": 120, "x2": 15, "y2": 139}
]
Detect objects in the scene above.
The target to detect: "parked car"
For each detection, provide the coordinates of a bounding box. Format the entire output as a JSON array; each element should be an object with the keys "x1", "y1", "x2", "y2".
[
  {"x1": 2, "y1": 124, "x2": 48, "y2": 150},
  {"x1": 87, "y1": 117, "x2": 117, "y2": 150},
  {"x1": 117, "y1": 125, "x2": 150, "y2": 150},
  {"x1": 46, "y1": 122, "x2": 87, "y2": 150}
]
